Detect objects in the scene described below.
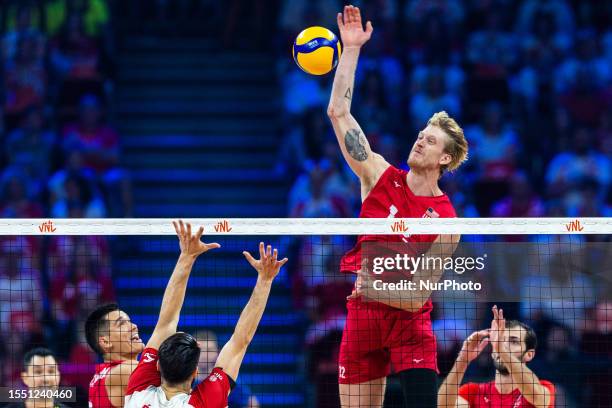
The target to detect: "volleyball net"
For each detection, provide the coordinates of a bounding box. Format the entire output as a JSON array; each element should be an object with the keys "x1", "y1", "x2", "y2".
[{"x1": 0, "y1": 217, "x2": 610, "y2": 407}]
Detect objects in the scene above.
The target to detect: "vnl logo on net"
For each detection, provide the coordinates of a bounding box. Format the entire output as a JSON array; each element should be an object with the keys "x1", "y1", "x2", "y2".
[
  {"x1": 38, "y1": 220, "x2": 57, "y2": 233},
  {"x1": 565, "y1": 219, "x2": 584, "y2": 232}
]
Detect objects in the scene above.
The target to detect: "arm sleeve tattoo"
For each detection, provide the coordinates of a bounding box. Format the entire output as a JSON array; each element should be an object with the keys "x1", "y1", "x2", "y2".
[{"x1": 345, "y1": 128, "x2": 368, "y2": 162}]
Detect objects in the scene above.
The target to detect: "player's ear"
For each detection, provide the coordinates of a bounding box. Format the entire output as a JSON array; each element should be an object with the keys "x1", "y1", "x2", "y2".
[
  {"x1": 99, "y1": 335, "x2": 111, "y2": 354},
  {"x1": 156, "y1": 361, "x2": 160, "y2": 372},
  {"x1": 523, "y1": 349, "x2": 535, "y2": 363},
  {"x1": 439, "y1": 152, "x2": 452, "y2": 166}
]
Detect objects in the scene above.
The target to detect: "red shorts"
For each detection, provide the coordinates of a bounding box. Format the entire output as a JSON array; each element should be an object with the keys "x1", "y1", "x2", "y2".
[{"x1": 338, "y1": 298, "x2": 438, "y2": 384}]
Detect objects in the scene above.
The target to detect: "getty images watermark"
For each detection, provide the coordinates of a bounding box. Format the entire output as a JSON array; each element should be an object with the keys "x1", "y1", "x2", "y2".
[
  {"x1": 360, "y1": 242, "x2": 488, "y2": 295},
  {"x1": 370, "y1": 253, "x2": 486, "y2": 292}
]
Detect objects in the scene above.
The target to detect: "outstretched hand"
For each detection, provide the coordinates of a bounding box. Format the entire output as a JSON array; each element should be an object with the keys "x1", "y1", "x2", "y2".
[
  {"x1": 243, "y1": 242, "x2": 288, "y2": 282},
  {"x1": 458, "y1": 330, "x2": 490, "y2": 365},
  {"x1": 173, "y1": 220, "x2": 220, "y2": 258},
  {"x1": 337, "y1": 5, "x2": 373, "y2": 49},
  {"x1": 490, "y1": 305, "x2": 508, "y2": 354}
]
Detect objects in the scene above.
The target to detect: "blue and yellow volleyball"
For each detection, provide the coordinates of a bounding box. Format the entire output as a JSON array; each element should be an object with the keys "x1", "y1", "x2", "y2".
[{"x1": 293, "y1": 26, "x2": 342, "y2": 75}]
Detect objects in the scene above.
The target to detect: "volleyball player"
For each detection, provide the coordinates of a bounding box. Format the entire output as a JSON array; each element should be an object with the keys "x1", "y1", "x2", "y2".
[
  {"x1": 327, "y1": 5, "x2": 468, "y2": 407},
  {"x1": 438, "y1": 306, "x2": 555, "y2": 407},
  {"x1": 85, "y1": 221, "x2": 219, "y2": 408},
  {"x1": 124, "y1": 222, "x2": 287, "y2": 408}
]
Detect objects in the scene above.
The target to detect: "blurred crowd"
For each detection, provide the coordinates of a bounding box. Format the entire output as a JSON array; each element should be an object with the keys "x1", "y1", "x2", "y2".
[
  {"x1": 0, "y1": 0, "x2": 124, "y2": 400},
  {"x1": 277, "y1": 1, "x2": 612, "y2": 407}
]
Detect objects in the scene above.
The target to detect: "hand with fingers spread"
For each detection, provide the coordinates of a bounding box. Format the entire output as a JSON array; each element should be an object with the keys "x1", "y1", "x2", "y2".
[
  {"x1": 337, "y1": 5, "x2": 373, "y2": 49},
  {"x1": 243, "y1": 242, "x2": 288, "y2": 282},
  {"x1": 172, "y1": 220, "x2": 220, "y2": 259},
  {"x1": 458, "y1": 330, "x2": 491, "y2": 365}
]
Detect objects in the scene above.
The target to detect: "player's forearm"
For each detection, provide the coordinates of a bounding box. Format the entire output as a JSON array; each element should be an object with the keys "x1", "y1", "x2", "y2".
[
  {"x1": 327, "y1": 47, "x2": 360, "y2": 117},
  {"x1": 438, "y1": 359, "x2": 469, "y2": 407},
  {"x1": 503, "y1": 356, "x2": 550, "y2": 407},
  {"x1": 155, "y1": 254, "x2": 196, "y2": 330},
  {"x1": 232, "y1": 277, "x2": 273, "y2": 349}
]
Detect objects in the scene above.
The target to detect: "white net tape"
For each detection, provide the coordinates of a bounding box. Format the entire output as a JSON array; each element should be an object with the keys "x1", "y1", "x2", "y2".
[{"x1": 1, "y1": 217, "x2": 609, "y2": 235}]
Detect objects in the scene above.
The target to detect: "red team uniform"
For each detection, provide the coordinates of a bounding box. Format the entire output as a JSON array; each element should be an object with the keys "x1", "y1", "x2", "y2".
[
  {"x1": 89, "y1": 360, "x2": 123, "y2": 408},
  {"x1": 338, "y1": 165, "x2": 457, "y2": 384},
  {"x1": 124, "y1": 348, "x2": 231, "y2": 408},
  {"x1": 458, "y1": 380, "x2": 556, "y2": 408}
]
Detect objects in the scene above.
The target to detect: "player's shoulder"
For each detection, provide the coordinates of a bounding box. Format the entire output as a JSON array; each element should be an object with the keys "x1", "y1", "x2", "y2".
[
  {"x1": 539, "y1": 380, "x2": 556, "y2": 398},
  {"x1": 369, "y1": 164, "x2": 401, "y2": 190},
  {"x1": 189, "y1": 368, "x2": 232, "y2": 408},
  {"x1": 458, "y1": 381, "x2": 484, "y2": 395},
  {"x1": 539, "y1": 379, "x2": 555, "y2": 388},
  {"x1": 140, "y1": 347, "x2": 159, "y2": 363}
]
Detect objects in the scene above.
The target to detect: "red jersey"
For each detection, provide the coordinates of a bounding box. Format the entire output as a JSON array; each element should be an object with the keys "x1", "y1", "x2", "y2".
[
  {"x1": 125, "y1": 348, "x2": 231, "y2": 408},
  {"x1": 89, "y1": 360, "x2": 123, "y2": 408},
  {"x1": 459, "y1": 380, "x2": 556, "y2": 408},
  {"x1": 341, "y1": 165, "x2": 457, "y2": 272}
]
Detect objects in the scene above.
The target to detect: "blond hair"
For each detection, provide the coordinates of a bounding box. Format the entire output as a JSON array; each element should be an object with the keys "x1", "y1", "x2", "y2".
[{"x1": 427, "y1": 111, "x2": 468, "y2": 174}]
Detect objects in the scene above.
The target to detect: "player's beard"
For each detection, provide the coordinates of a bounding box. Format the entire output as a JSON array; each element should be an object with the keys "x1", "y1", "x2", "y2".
[{"x1": 493, "y1": 359, "x2": 510, "y2": 376}]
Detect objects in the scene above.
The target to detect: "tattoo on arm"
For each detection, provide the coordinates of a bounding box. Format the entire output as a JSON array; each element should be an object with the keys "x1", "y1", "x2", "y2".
[
  {"x1": 345, "y1": 129, "x2": 368, "y2": 162},
  {"x1": 344, "y1": 88, "x2": 352, "y2": 100}
]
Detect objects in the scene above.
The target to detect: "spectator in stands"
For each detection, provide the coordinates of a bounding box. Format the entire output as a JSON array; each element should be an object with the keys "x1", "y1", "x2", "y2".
[
  {"x1": 194, "y1": 330, "x2": 260, "y2": 408},
  {"x1": 491, "y1": 171, "x2": 545, "y2": 218},
  {"x1": 0, "y1": 237, "x2": 44, "y2": 387},
  {"x1": 0, "y1": 167, "x2": 44, "y2": 218},
  {"x1": 50, "y1": 11, "x2": 102, "y2": 82},
  {"x1": 558, "y1": 65, "x2": 609, "y2": 127},
  {"x1": 3, "y1": 34, "x2": 47, "y2": 128},
  {"x1": 516, "y1": 0, "x2": 575, "y2": 36},
  {"x1": 49, "y1": 172, "x2": 107, "y2": 218},
  {"x1": 0, "y1": 237, "x2": 43, "y2": 326},
  {"x1": 288, "y1": 159, "x2": 351, "y2": 218},
  {"x1": 466, "y1": 9, "x2": 517, "y2": 103},
  {"x1": 465, "y1": 102, "x2": 519, "y2": 214},
  {"x1": 409, "y1": 68, "x2": 461, "y2": 128},
  {"x1": 580, "y1": 301, "x2": 612, "y2": 406},
  {"x1": 49, "y1": 236, "x2": 114, "y2": 356},
  {"x1": 468, "y1": 102, "x2": 519, "y2": 181},
  {"x1": 1, "y1": 3, "x2": 46, "y2": 63},
  {"x1": 5, "y1": 105, "x2": 55, "y2": 194},
  {"x1": 62, "y1": 94, "x2": 132, "y2": 216},
  {"x1": 546, "y1": 127, "x2": 610, "y2": 200}
]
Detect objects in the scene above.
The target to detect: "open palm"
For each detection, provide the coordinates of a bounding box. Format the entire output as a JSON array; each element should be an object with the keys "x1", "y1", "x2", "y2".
[
  {"x1": 337, "y1": 5, "x2": 373, "y2": 48},
  {"x1": 173, "y1": 220, "x2": 220, "y2": 257}
]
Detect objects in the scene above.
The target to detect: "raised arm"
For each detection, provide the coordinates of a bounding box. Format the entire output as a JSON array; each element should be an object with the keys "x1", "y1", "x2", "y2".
[
  {"x1": 215, "y1": 243, "x2": 287, "y2": 381},
  {"x1": 145, "y1": 220, "x2": 220, "y2": 350},
  {"x1": 491, "y1": 307, "x2": 552, "y2": 408},
  {"x1": 326, "y1": 5, "x2": 388, "y2": 193},
  {"x1": 438, "y1": 330, "x2": 490, "y2": 408}
]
